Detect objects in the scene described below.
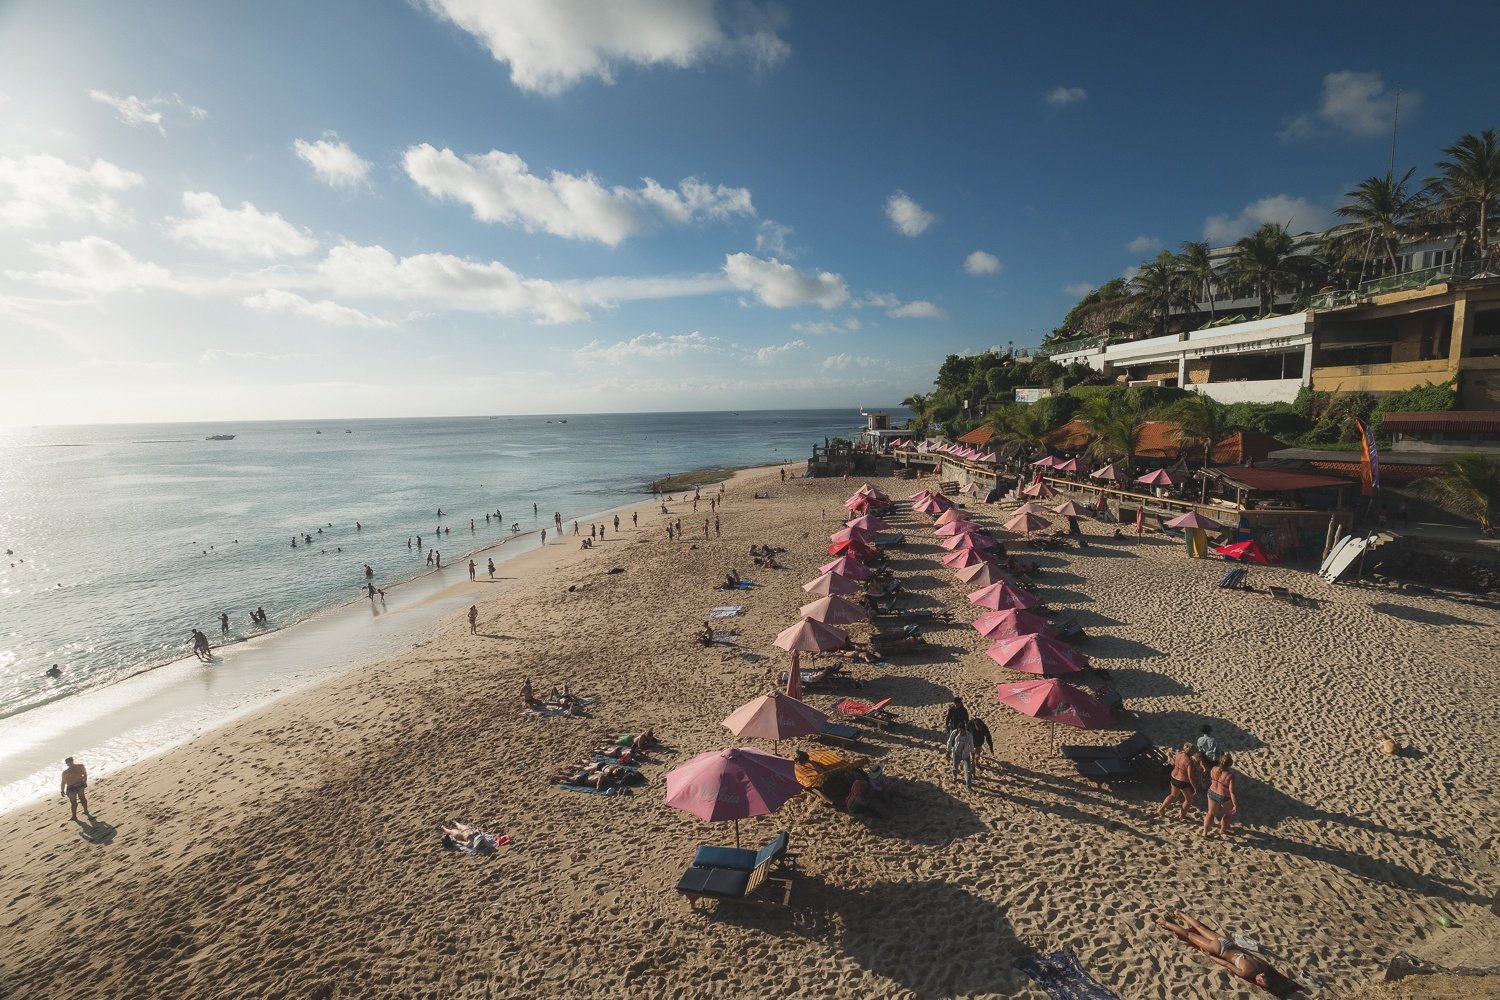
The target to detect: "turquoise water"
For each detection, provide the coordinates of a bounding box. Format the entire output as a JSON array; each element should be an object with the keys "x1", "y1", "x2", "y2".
[{"x1": 0, "y1": 410, "x2": 867, "y2": 719}]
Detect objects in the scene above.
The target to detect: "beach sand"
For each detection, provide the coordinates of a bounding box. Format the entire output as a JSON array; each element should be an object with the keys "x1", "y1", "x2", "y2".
[{"x1": 2, "y1": 467, "x2": 1496, "y2": 998}]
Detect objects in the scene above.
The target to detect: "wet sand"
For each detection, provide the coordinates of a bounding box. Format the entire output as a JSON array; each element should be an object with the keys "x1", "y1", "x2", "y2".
[{"x1": 1, "y1": 467, "x2": 1496, "y2": 998}]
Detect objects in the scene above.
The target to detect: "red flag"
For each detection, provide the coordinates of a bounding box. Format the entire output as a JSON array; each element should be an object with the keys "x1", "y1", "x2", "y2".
[{"x1": 1353, "y1": 417, "x2": 1380, "y2": 497}]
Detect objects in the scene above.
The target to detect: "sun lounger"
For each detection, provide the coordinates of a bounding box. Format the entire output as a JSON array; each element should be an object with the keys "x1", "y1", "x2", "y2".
[
  {"x1": 710, "y1": 605, "x2": 744, "y2": 618},
  {"x1": 560, "y1": 782, "x2": 630, "y2": 796},
  {"x1": 691, "y1": 831, "x2": 790, "y2": 872},
  {"x1": 813, "y1": 721, "x2": 862, "y2": 747},
  {"x1": 1058, "y1": 732, "x2": 1155, "y2": 763},
  {"x1": 833, "y1": 696, "x2": 896, "y2": 728},
  {"x1": 677, "y1": 845, "x2": 793, "y2": 911},
  {"x1": 873, "y1": 533, "x2": 905, "y2": 548}
]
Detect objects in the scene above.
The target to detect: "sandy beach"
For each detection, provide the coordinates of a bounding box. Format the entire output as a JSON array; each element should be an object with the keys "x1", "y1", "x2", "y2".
[{"x1": 2, "y1": 466, "x2": 1497, "y2": 999}]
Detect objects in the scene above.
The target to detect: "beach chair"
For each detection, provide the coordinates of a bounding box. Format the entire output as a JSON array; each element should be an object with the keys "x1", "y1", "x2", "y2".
[
  {"x1": 676, "y1": 839, "x2": 794, "y2": 912},
  {"x1": 812, "y1": 721, "x2": 862, "y2": 747},
  {"x1": 833, "y1": 696, "x2": 896, "y2": 729},
  {"x1": 1058, "y1": 731, "x2": 1156, "y2": 763},
  {"x1": 690, "y1": 831, "x2": 791, "y2": 873}
]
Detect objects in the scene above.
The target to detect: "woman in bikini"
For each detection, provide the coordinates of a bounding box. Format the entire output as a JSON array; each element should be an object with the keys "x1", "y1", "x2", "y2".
[
  {"x1": 1157, "y1": 742, "x2": 1199, "y2": 820},
  {"x1": 1203, "y1": 753, "x2": 1239, "y2": 838},
  {"x1": 1156, "y1": 909, "x2": 1301, "y2": 994}
]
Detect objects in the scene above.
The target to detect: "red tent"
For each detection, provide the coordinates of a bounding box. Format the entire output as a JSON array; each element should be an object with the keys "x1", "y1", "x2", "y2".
[{"x1": 1214, "y1": 539, "x2": 1276, "y2": 564}]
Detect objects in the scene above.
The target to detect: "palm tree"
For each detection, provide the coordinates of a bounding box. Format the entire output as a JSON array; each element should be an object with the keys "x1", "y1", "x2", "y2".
[
  {"x1": 987, "y1": 403, "x2": 1050, "y2": 455},
  {"x1": 1426, "y1": 129, "x2": 1500, "y2": 267},
  {"x1": 1221, "y1": 223, "x2": 1320, "y2": 317},
  {"x1": 1079, "y1": 397, "x2": 1144, "y2": 476},
  {"x1": 1170, "y1": 393, "x2": 1229, "y2": 469},
  {"x1": 1130, "y1": 252, "x2": 1193, "y2": 336},
  {"x1": 1177, "y1": 241, "x2": 1220, "y2": 322},
  {"x1": 1415, "y1": 454, "x2": 1500, "y2": 535},
  {"x1": 1334, "y1": 167, "x2": 1425, "y2": 275},
  {"x1": 901, "y1": 393, "x2": 931, "y2": 433}
]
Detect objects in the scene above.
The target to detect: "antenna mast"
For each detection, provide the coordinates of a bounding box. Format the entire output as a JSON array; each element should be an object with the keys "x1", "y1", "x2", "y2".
[{"x1": 1388, "y1": 88, "x2": 1401, "y2": 181}]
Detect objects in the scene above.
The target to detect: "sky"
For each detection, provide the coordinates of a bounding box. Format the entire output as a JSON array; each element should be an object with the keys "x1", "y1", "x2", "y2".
[{"x1": 1, "y1": 1, "x2": 1496, "y2": 425}]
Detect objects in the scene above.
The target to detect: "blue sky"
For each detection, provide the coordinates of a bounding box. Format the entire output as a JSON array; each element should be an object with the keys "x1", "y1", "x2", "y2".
[{"x1": 1, "y1": 0, "x2": 1495, "y2": 424}]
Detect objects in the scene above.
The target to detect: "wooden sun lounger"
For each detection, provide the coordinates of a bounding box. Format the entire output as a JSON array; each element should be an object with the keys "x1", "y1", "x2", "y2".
[
  {"x1": 677, "y1": 834, "x2": 794, "y2": 912},
  {"x1": 832, "y1": 697, "x2": 896, "y2": 728},
  {"x1": 812, "y1": 721, "x2": 862, "y2": 747}
]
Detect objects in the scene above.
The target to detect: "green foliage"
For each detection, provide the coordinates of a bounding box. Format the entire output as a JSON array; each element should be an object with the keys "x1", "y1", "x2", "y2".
[
  {"x1": 1220, "y1": 402, "x2": 1312, "y2": 441},
  {"x1": 1370, "y1": 379, "x2": 1458, "y2": 435},
  {"x1": 1124, "y1": 385, "x2": 1190, "y2": 414},
  {"x1": 1415, "y1": 454, "x2": 1500, "y2": 534},
  {"x1": 1036, "y1": 393, "x2": 1080, "y2": 430},
  {"x1": 1067, "y1": 384, "x2": 1121, "y2": 406}
]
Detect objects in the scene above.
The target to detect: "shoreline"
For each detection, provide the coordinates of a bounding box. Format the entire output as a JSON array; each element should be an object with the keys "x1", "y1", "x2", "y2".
[{"x1": 0, "y1": 466, "x2": 775, "y2": 813}]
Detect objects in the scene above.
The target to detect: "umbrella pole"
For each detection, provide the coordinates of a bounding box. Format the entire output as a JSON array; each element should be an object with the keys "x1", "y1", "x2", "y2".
[{"x1": 734, "y1": 818, "x2": 740, "y2": 849}]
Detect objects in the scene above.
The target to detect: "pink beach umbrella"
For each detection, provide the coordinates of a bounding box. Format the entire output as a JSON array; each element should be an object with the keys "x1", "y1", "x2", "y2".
[
  {"x1": 934, "y1": 520, "x2": 982, "y2": 537},
  {"x1": 934, "y1": 508, "x2": 970, "y2": 526},
  {"x1": 1163, "y1": 510, "x2": 1223, "y2": 531},
  {"x1": 723, "y1": 691, "x2": 829, "y2": 753},
  {"x1": 942, "y1": 532, "x2": 997, "y2": 551},
  {"x1": 971, "y1": 608, "x2": 1052, "y2": 640},
  {"x1": 1053, "y1": 457, "x2": 1088, "y2": 475},
  {"x1": 996, "y1": 678, "x2": 1112, "y2": 731},
  {"x1": 960, "y1": 482, "x2": 986, "y2": 494},
  {"x1": 846, "y1": 514, "x2": 889, "y2": 532},
  {"x1": 1012, "y1": 501, "x2": 1049, "y2": 515},
  {"x1": 912, "y1": 498, "x2": 943, "y2": 515},
  {"x1": 908, "y1": 490, "x2": 933, "y2": 500},
  {"x1": 1003, "y1": 511, "x2": 1052, "y2": 534},
  {"x1": 968, "y1": 580, "x2": 1041, "y2": 610},
  {"x1": 1020, "y1": 479, "x2": 1058, "y2": 499},
  {"x1": 819, "y1": 556, "x2": 874, "y2": 580},
  {"x1": 1090, "y1": 463, "x2": 1124, "y2": 483},
  {"x1": 830, "y1": 526, "x2": 876, "y2": 546},
  {"x1": 845, "y1": 496, "x2": 874, "y2": 511},
  {"x1": 956, "y1": 562, "x2": 1013, "y2": 588},
  {"x1": 664, "y1": 747, "x2": 803, "y2": 847},
  {"x1": 801, "y1": 571, "x2": 860, "y2": 597},
  {"x1": 1051, "y1": 501, "x2": 1089, "y2": 518},
  {"x1": 1136, "y1": 469, "x2": 1181, "y2": 487},
  {"x1": 943, "y1": 548, "x2": 996, "y2": 569},
  {"x1": 986, "y1": 633, "x2": 1090, "y2": 676},
  {"x1": 1031, "y1": 455, "x2": 1061, "y2": 468},
  {"x1": 799, "y1": 594, "x2": 869, "y2": 625}
]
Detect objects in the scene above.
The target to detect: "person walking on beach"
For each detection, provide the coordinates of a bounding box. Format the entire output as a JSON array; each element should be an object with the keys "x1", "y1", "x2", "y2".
[
  {"x1": 714, "y1": 516, "x2": 720, "y2": 538},
  {"x1": 468, "y1": 605, "x2": 478, "y2": 634},
  {"x1": 468, "y1": 559, "x2": 476, "y2": 581},
  {"x1": 573, "y1": 520, "x2": 579, "y2": 536},
  {"x1": 191, "y1": 630, "x2": 212, "y2": 662},
  {"x1": 1196, "y1": 725, "x2": 1220, "y2": 766},
  {"x1": 426, "y1": 550, "x2": 434, "y2": 567},
  {"x1": 487, "y1": 558, "x2": 495, "y2": 580},
  {"x1": 540, "y1": 529, "x2": 547, "y2": 546},
  {"x1": 220, "y1": 612, "x2": 230, "y2": 635},
  {"x1": 968, "y1": 717, "x2": 993, "y2": 773},
  {"x1": 1158, "y1": 743, "x2": 1200, "y2": 820},
  {"x1": 367, "y1": 583, "x2": 376, "y2": 600},
  {"x1": 631, "y1": 512, "x2": 637, "y2": 527},
  {"x1": 946, "y1": 723, "x2": 975, "y2": 789},
  {"x1": 1203, "y1": 755, "x2": 1239, "y2": 838},
  {"x1": 60, "y1": 758, "x2": 90, "y2": 821},
  {"x1": 435, "y1": 551, "x2": 442, "y2": 568},
  {"x1": 613, "y1": 514, "x2": 619, "y2": 532},
  {"x1": 944, "y1": 696, "x2": 969, "y2": 734},
  {"x1": 590, "y1": 523, "x2": 596, "y2": 540},
  {"x1": 666, "y1": 524, "x2": 674, "y2": 541}
]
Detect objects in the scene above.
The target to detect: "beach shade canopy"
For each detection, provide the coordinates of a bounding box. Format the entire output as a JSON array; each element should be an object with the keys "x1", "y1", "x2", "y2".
[
  {"x1": 802, "y1": 570, "x2": 861, "y2": 596},
  {"x1": 1215, "y1": 539, "x2": 1275, "y2": 564},
  {"x1": 942, "y1": 532, "x2": 998, "y2": 551},
  {"x1": 845, "y1": 495, "x2": 875, "y2": 511},
  {"x1": 773, "y1": 617, "x2": 849, "y2": 652},
  {"x1": 1136, "y1": 468, "x2": 1181, "y2": 486},
  {"x1": 799, "y1": 594, "x2": 869, "y2": 625},
  {"x1": 956, "y1": 562, "x2": 1013, "y2": 588},
  {"x1": 830, "y1": 526, "x2": 877, "y2": 546},
  {"x1": 857, "y1": 484, "x2": 888, "y2": 500},
  {"x1": 1003, "y1": 511, "x2": 1053, "y2": 534},
  {"x1": 934, "y1": 508, "x2": 970, "y2": 526},
  {"x1": 971, "y1": 608, "x2": 1052, "y2": 640},
  {"x1": 723, "y1": 692, "x2": 829, "y2": 749},
  {"x1": 912, "y1": 498, "x2": 942, "y2": 515},
  {"x1": 968, "y1": 580, "x2": 1041, "y2": 610},
  {"x1": 826, "y1": 538, "x2": 877, "y2": 559},
  {"x1": 1090, "y1": 462, "x2": 1125, "y2": 483},
  {"x1": 942, "y1": 548, "x2": 995, "y2": 569},
  {"x1": 1031, "y1": 455, "x2": 1061, "y2": 468},
  {"x1": 664, "y1": 747, "x2": 803, "y2": 846},
  {"x1": 986, "y1": 633, "x2": 1090, "y2": 676},
  {"x1": 818, "y1": 555, "x2": 873, "y2": 580},
  {"x1": 1052, "y1": 501, "x2": 1089, "y2": 518},
  {"x1": 908, "y1": 490, "x2": 933, "y2": 500},
  {"x1": 995, "y1": 678, "x2": 1113, "y2": 730},
  {"x1": 1020, "y1": 479, "x2": 1059, "y2": 499},
  {"x1": 934, "y1": 520, "x2": 982, "y2": 537},
  {"x1": 1012, "y1": 501, "x2": 1049, "y2": 515},
  {"x1": 959, "y1": 482, "x2": 986, "y2": 494},
  {"x1": 1053, "y1": 457, "x2": 1089, "y2": 474},
  {"x1": 845, "y1": 513, "x2": 889, "y2": 532},
  {"x1": 1164, "y1": 510, "x2": 1224, "y2": 531}
]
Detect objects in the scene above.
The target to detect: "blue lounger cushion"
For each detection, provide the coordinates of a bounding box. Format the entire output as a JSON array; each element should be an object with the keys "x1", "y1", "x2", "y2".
[
  {"x1": 1074, "y1": 757, "x2": 1133, "y2": 781},
  {"x1": 676, "y1": 865, "x2": 751, "y2": 899},
  {"x1": 692, "y1": 831, "x2": 788, "y2": 872},
  {"x1": 819, "y1": 722, "x2": 861, "y2": 742}
]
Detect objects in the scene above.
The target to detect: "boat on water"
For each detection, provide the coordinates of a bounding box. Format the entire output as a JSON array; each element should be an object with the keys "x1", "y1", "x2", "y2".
[{"x1": 205, "y1": 434, "x2": 236, "y2": 441}]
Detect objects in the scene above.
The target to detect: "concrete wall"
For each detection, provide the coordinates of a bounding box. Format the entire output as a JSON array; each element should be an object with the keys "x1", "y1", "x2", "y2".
[
  {"x1": 1192, "y1": 378, "x2": 1304, "y2": 404},
  {"x1": 1311, "y1": 359, "x2": 1452, "y2": 394}
]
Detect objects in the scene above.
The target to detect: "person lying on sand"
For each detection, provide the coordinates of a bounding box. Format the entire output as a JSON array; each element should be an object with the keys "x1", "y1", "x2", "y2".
[
  {"x1": 438, "y1": 821, "x2": 507, "y2": 853},
  {"x1": 1156, "y1": 909, "x2": 1301, "y2": 995},
  {"x1": 601, "y1": 728, "x2": 657, "y2": 754},
  {"x1": 550, "y1": 761, "x2": 642, "y2": 790}
]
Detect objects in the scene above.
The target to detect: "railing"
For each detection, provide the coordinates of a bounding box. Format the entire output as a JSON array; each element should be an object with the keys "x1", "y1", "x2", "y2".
[
  {"x1": 1357, "y1": 259, "x2": 1484, "y2": 296},
  {"x1": 1037, "y1": 334, "x2": 1105, "y2": 357}
]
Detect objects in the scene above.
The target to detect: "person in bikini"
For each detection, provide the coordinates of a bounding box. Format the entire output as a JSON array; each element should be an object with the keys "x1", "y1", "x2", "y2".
[
  {"x1": 1203, "y1": 753, "x2": 1239, "y2": 837},
  {"x1": 60, "y1": 757, "x2": 90, "y2": 820},
  {"x1": 1157, "y1": 742, "x2": 1200, "y2": 820},
  {"x1": 1156, "y1": 909, "x2": 1301, "y2": 994}
]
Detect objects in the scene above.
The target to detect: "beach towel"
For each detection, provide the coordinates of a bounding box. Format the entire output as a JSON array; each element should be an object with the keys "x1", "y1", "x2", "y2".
[
  {"x1": 520, "y1": 695, "x2": 595, "y2": 718},
  {"x1": 1014, "y1": 950, "x2": 1120, "y2": 1000},
  {"x1": 441, "y1": 829, "x2": 510, "y2": 855},
  {"x1": 710, "y1": 605, "x2": 744, "y2": 618},
  {"x1": 560, "y1": 782, "x2": 631, "y2": 796},
  {"x1": 707, "y1": 631, "x2": 740, "y2": 646},
  {"x1": 733, "y1": 579, "x2": 755, "y2": 589}
]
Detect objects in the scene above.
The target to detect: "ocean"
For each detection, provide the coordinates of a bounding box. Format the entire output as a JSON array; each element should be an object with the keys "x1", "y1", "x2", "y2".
[{"x1": 0, "y1": 409, "x2": 869, "y2": 722}]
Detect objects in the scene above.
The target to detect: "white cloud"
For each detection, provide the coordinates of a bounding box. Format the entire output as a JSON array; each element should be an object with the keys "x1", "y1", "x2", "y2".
[
  {"x1": 403, "y1": 143, "x2": 752, "y2": 245},
  {"x1": 167, "y1": 191, "x2": 318, "y2": 259},
  {"x1": 821, "y1": 353, "x2": 890, "y2": 371},
  {"x1": 964, "y1": 250, "x2": 1001, "y2": 276},
  {"x1": 887, "y1": 300, "x2": 948, "y2": 320},
  {"x1": 1062, "y1": 282, "x2": 1096, "y2": 297},
  {"x1": 755, "y1": 219, "x2": 794, "y2": 258},
  {"x1": 885, "y1": 191, "x2": 935, "y2": 237},
  {"x1": 1121, "y1": 265, "x2": 1142, "y2": 282},
  {"x1": 243, "y1": 289, "x2": 391, "y2": 328},
  {"x1": 1278, "y1": 71, "x2": 1418, "y2": 141},
  {"x1": 420, "y1": 0, "x2": 788, "y2": 94},
  {"x1": 854, "y1": 291, "x2": 900, "y2": 309},
  {"x1": 0, "y1": 154, "x2": 143, "y2": 228},
  {"x1": 723, "y1": 253, "x2": 848, "y2": 309},
  {"x1": 293, "y1": 133, "x2": 372, "y2": 189},
  {"x1": 200, "y1": 349, "x2": 313, "y2": 364},
  {"x1": 564, "y1": 272, "x2": 731, "y2": 308},
  {"x1": 575, "y1": 330, "x2": 719, "y2": 365},
  {"x1": 11, "y1": 236, "x2": 176, "y2": 293},
  {"x1": 1202, "y1": 194, "x2": 1331, "y2": 243},
  {"x1": 88, "y1": 89, "x2": 207, "y2": 135},
  {"x1": 792, "y1": 317, "x2": 861, "y2": 335},
  {"x1": 315, "y1": 242, "x2": 586, "y2": 324},
  {"x1": 751, "y1": 339, "x2": 806, "y2": 364},
  {"x1": 1126, "y1": 235, "x2": 1163, "y2": 255},
  {"x1": 1044, "y1": 86, "x2": 1087, "y2": 107}
]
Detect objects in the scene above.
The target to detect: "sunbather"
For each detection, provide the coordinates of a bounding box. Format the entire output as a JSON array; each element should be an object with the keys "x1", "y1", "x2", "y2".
[
  {"x1": 438, "y1": 820, "x2": 505, "y2": 853},
  {"x1": 1156, "y1": 909, "x2": 1301, "y2": 995}
]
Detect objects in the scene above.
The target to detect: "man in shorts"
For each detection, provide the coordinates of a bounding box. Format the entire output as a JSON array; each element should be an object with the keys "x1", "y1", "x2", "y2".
[{"x1": 60, "y1": 757, "x2": 90, "y2": 821}]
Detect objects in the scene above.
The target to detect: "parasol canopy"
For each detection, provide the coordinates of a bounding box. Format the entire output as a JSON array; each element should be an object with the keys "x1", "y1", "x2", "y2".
[
  {"x1": 773, "y1": 617, "x2": 849, "y2": 652},
  {"x1": 1051, "y1": 501, "x2": 1088, "y2": 518},
  {"x1": 1164, "y1": 510, "x2": 1223, "y2": 531},
  {"x1": 802, "y1": 570, "x2": 860, "y2": 596},
  {"x1": 1090, "y1": 462, "x2": 1125, "y2": 482},
  {"x1": 955, "y1": 562, "x2": 1012, "y2": 588},
  {"x1": 1003, "y1": 511, "x2": 1052, "y2": 534},
  {"x1": 942, "y1": 548, "x2": 995, "y2": 569},
  {"x1": 942, "y1": 532, "x2": 998, "y2": 551},
  {"x1": 934, "y1": 520, "x2": 982, "y2": 537},
  {"x1": 1136, "y1": 468, "x2": 1181, "y2": 486},
  {"x1": 845, "y1": 514, "x2": 889, "y2": 532},
  {"x1": 995, "y1": 678, "x2": 1112, "y2": 729},
  {"x1": 986, "y1": 633, "x2": 1090, "y2": 675},
  {"x1": 1215, "y1": 539, "x2": 1275, "y2": 564},
  {"x1": 723, "y1": 692, "x2": 829, "y2": 746},
  {"x1": 971, "y1": 608, "x2": 1052, "y2": 640},
  {"x1": 1020, "y1": 479, "x2": 1059, "y2": 499},
  {"x1": 934, "y1": 508, "x2": 970, "y2": 526},
  {"x1": 818, "y1": 556, "x2": 874, "y2": 580},
  {"x1": 1031, "y1": 455, "x2": 1061, "y2": 468},
  {"x1": 664, "y1": 747, "x2": 803, "y2": 845},
  {"x1": 799, "y1": 594, "x2": 869, "y2": 624},
  {"x1": 968, "y1": 580, "x2": 1041, "y2": 610}
]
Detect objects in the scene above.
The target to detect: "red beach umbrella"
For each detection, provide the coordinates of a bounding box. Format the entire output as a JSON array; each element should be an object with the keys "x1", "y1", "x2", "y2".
[
  {"x1": 1164, "y1": 510, "x2": 1223, "y2": 531},
  {"x1": 971, "y1": 608, "x2": 1052, "y2": 640},
  {"x1": 942, "y1": 548, "x2": 995, "y2": 569},
  {"x1": 1003, "y1": 511, "x2": 1052, "y2": 534},
  {"x1": 799, "y1": 594, "x2": 869, "y2": 624},
  {"x1": 996, "y1": 678, "x2": 1112, "y2": 731},
  {"x1": 826, "y1": 538, "x2": 877, "y2": 559},
  {"x1": 723, "y1": 691, "x2": 829, "y2": 753},
  {"x1": 819, "y1": 556, "x2": 874, "y2": 580},
  {"x1": 1051, "y1": 501, "x2": 1089, "y2": 518},
  {"x1": 1215, "y1": 539, "x2": 1275, "y2": 564},
  {"x1": 1090, "y1": 463, "x2": 1124, "y2": 483},
  {"x1": 956, "y1": 562, "x2": 1013, "y2": 588},
  {"x1": 664, "y1": 748, "x2": 803, "y2": 847},
  {"x1": 986, "y1": 633, "x2": 1090, "y2": 675},
  {"x1": 942, "y1": 533, "x2": 997, "y2": 551},
  {"x1": 830, "y1": 526, "x2": 876, "y2": 546},
  {"x1": 1012, "y1": 502, "x2": 1049, "y2": 515},
  {"x1": 967, "y1": 580, "x2": 1040, "y2": 610},
  {"x1": 1020, "y1": 480, "x2": 1058, "y2": 499},
  {"x1": 934, "y1": 508, "x2": 970, "y2": 526},
  {"x1": 1031, "y1": 456, "x2": 1061, "y2": 468},
  {"x1": 802, "y1": 571, "x2": 860, "y2": 596},
  {"x1": 1136, "y1": 469, "x2": 1181, "y2": 486},
  {"x1": 934, "y1": 520, "x2": 982, "y2": 537},
  {"x1": 773, "y1": 617, "x2": 849, "y2": 653},
  {"x1": 846, "y1": 514, "x2": 889, "y2": 531}
]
